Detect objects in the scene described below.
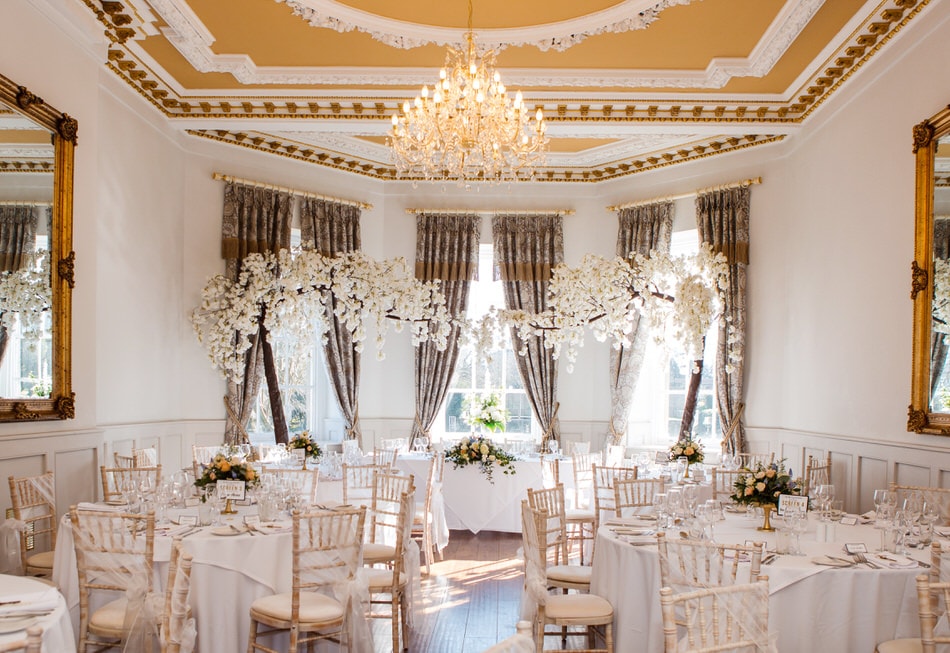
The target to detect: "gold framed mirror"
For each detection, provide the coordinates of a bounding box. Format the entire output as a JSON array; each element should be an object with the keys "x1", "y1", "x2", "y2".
[
  {"x1": 0, "y1": 72, "x2": 74, "y2": 421},
  {"x1": 910, "y1": 103, "x2": 950, "y2": 434}
]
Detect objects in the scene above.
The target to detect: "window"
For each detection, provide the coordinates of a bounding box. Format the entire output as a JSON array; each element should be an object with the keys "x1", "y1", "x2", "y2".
[
  {"x1": 626, "y1": 229, "x2": 720, "y2": 450},
  {"x1": 247, "y1": 229, "x2": 341, "y2": 444},
  {"x1": 438, "y1": 244, "x2": 536, "y2": 440}
]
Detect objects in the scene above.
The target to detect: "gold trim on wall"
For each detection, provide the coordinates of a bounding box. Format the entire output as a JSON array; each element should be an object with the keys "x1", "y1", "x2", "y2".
[
  {"x1": 909, "y1": 103, "x2": 950, "y2": 434},
  {"x1": 0, "y1": 72, "x2": 76, "y2": 422}
]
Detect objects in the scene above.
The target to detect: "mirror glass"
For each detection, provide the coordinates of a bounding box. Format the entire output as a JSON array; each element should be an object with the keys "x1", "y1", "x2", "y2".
[
  {"x1": 931, "y1": 134, "x2": 950, "y2": 412},
  {"x1": 0, "y1": 103, "x2": 54, "y2": 399},
  {"x1": 0, "y1": 72, "x2": 75, "y2": 421}
]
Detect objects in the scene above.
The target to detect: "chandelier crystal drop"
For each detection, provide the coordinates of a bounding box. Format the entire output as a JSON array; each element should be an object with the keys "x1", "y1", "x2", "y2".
[{"x1": 389, "y1": 26, "x2": 547, "y2": 185}]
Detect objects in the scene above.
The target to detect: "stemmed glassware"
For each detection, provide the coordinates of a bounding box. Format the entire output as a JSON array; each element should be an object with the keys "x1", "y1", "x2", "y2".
[
  {"x1": 921, "y1": 498, "x2": 940, "y2": 546},
  {"x1": 814, "y1": 484, "x2": 835, "y2": 520},
  {"x1": 783, "y1": 505, "x2": 807, "y2": 555},
  {"x1": 872, "y1": 489, "x2": 891, "y2": 527},
  {"x1": 653, "y1": 493, "x2": 669, "y2": 530}
]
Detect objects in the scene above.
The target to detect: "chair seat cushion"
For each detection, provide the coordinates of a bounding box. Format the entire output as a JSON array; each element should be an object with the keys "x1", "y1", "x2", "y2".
[
  {"x1": 363, "y1": 542, "x2": 397, "y2": 564},
  {"x1": 26, "y1": 550, "x2": 54, "y2": 570},
  {"x1": 89, "y1": 598, "x2": 129, "y2": 637},
  {"x1": 565, "y1": 509, "x2": 595, "y2": 522},
  {"x1": 250, "y1": 592, "x2": 345, "y2": 624},
  {"x1": 365, "y1": 568, "x2": 408, "y2": 591},
  {"x1": 876, "y1": 640, "x2": 923, "y2": 653},
  {"x1": 545, "y1": 594, "x2": 613, "y2": 621},
  {"x1": 547, "y1": 564, "x2": 592, "y2": 585}
]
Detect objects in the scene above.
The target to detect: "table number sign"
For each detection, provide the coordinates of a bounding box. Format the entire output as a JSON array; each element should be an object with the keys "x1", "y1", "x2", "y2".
[
  {"x1": 216, "y1": 479, "x2": 247, "y2": 501},
  {"x1": 778, "y1": 494, "x2": 809, "y2": 516},
  {"x1": 291, "y1": 449, "x2": 306, "y2": 465}
]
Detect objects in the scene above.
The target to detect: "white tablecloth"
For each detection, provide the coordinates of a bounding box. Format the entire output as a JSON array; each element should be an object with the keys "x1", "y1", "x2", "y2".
[
  {"x1": 590, "y1": 513, "x2": 925, "y2": 652},
  {"x1": 0, "y1": 574, "x2": 75, "y2": 652},
  {"x1": 53, "y1": 503, "x2": 405, "y2": 652}
]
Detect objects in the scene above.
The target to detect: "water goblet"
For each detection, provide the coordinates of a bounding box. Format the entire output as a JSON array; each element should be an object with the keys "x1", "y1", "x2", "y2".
[
  {"x1": 921, "y1": 499, "x2": 940, "y2": 545},
  {"x1": 873, "y1": 489, "x2": 890, "y2": 527},
  {"x1": 653, "y1": 493, "x2": 669, "y2": 530}
]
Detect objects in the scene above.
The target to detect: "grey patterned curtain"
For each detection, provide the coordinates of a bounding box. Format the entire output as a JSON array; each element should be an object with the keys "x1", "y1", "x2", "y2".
[
  {"x1": 220, "y1": 183, "x2": 293, "y2": 444},
  {"x1": 0, "y1": 205, "x2": 39, "y2": 367},
  {"x1": 493, "y1": 214, "x2": 564, "y2": 445},
  {"x1": 299, "y1": 198, "x2": 363, "y2": 442},
  {"x1": 411, "y1": 214, "x2": 481, "y2": 448},
  {"x1": 608, "y1": 202, "x2": 674, "y2": 445},
  {"x1": 931, "y1": 217, "x2": 950, "y2": 404},
  {"x1": 697, "y1": 186, "x2": 750, "y2": 455}
]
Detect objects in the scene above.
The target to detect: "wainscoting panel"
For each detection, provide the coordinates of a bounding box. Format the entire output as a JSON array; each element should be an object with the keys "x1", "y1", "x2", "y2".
[
  {"x1": 747, "y1": 427, "x2": 950, "y2": 513},
  {"x1": 54, "y1": 448, "x2": 98, "y2": 508}
]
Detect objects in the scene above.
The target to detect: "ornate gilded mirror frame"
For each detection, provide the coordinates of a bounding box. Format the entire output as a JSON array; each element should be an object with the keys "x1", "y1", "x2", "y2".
[
  {"x1": 0, "y1": 72, "x2": 75, "y2": 421},
  {"x1": 910, "y1": 104, "x2": 950, "y2": 434}
]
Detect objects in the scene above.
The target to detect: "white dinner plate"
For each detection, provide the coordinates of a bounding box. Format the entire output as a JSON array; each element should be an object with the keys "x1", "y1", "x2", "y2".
[
  {"x1": 210, "y1": 526, "x2": 245, "y2": 536},
  {"x1": 0, "y1": 617, "x2": 35, "y2": 635}
]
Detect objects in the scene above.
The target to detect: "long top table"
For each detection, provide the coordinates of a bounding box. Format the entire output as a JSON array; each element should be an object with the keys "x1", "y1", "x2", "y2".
[{"x1": 590, "y1": 512, "x2": 927, "y2": 652}]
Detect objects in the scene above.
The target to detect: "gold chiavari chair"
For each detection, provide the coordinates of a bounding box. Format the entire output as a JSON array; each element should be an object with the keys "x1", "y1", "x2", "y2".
[
  {"x1": 7, "y1": 471, "x2": 57, "y2": 578},
  {"x1": 366, "y1": 489, "x2": 414, "y2": 653},
  {"x1": 591, "y1": 464, "x2": 637, "y2": 530},
  {"x1": 526, "y1": 484, "x2": 592, "y2": 593},
  {"x1": 411, "y1": 452, "x2": 445, "y2": 575},
  {"x1": 0, "y1": 626, "x2": 43, "y2": 653},
  {"x1": 364, "y1": 471, "x2": 415, "y2": 566},
  {"x1": 99, "y1": 465, "x2": 162, "y2": 503},
  {"x1": 803, "y1": 452, "x2": 832, "y2": 498},
  {"x1": 613, "y1": 477, "x2": 665, "y2": 518},
  {"x1": 710, "y1": 468, "x2": 744, "y2": 502}
]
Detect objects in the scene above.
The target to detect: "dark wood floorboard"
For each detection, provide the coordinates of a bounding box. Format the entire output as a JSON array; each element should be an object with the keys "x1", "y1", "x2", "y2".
[{"x1": 369, "y1": 529, "x2": 592, "y2": 653}]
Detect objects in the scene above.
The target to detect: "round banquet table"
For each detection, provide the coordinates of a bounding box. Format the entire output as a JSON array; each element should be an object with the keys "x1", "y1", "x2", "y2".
[
  {"x1": 590, "y1": 511, "x2": 926, "y2": 653},
  {"x1": 53, "y1": 503, "x2": 395, "y2": 652},
  {"x1": 0, "y1": 574, "x2": 75, "y2": 652}
]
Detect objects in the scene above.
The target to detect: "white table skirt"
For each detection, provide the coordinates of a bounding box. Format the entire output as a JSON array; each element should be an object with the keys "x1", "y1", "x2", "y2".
[
  {"x1": 0, "y1": 575, "x2": 75, "y2": 653},
  {"x1": 589, "y1": 513, "x2": 924, "y2": 653}
]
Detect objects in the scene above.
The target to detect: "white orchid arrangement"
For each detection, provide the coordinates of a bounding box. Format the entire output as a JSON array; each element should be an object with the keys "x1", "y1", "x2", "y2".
[
  {"x1": 459, "y1": 244, "x2": 733, "y2": 373},
  {"x1": 191, "y1": 248, "x2": 452, "y2": 382},
  {"x1": 0, "y1": 249, "x2": 51, "y2": 343}
]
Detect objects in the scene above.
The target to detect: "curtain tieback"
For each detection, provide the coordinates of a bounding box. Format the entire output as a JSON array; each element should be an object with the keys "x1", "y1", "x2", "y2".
[
  {"x1": 722, "y1": 402, "x2": 746, "y2": 449},
  {"x1": 541, "y1": 402, "x2": 560, "y2": 442},
  {"x1": 346, "y1": 404, "x2": 361, "y2": 439},
  {"x1": 413, "y1": 411, "x2": 430, "y2": 437},
  {"x1": 607, "y1": 417, "x2": 624, "y2": 442}
]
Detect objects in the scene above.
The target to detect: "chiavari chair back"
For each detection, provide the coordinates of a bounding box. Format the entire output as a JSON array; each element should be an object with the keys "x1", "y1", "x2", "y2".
[
  {"x1": 613, "y1": 477, "x2": 665, "y2": 518},
  {"x1": 526, "y1": 484, "x2": 591, "y2": 592},
  {"x1": 656, "y1": 531, "x2": 763, "y2": 594},
  {"x1": 260, "y1": 467, "x2": 320, "y2": 505},
  {"x1": 710, "y1": 468, "x2": 744, "y2": 501},
  {"x1": 373, "y1": 447, "x2": 399, "y2": 468},
  {"x1": 367, "y1": 489, "x2": 414, "y2": 652},
  {"x1": 99, "y1": 466, "x2": 161, "y2": 503},
  {"x1": 411, "y1": 452, "x2": 445, "y2": 575},
  {"x1": 803, "y1": 453, "x2": 832, "y2": 498},
  {"x1": 591, "y1": 464, "x2": 637, "y2": 529},
  {"x1": 365, "y1": 471, "x2": 415, "y2": 566},
  {"x1": 7, "y1": 471, "x2": 56, "y2": 578}
]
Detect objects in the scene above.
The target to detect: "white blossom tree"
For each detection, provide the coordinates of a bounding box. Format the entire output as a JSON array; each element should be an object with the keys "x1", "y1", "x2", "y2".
[{"x1": 192, "y1": 248, "x2": 451, "y2": 443}]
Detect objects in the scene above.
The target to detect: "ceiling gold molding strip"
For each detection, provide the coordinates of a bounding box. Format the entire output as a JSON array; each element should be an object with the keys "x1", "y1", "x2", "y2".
[
  {"x1": 190, "y1": 130, "x2": 784, "y2": 183},
  {"x1": 606, "y1": 177, "x2": 762, "y2": 211},
  {"x1": 404, "y1": 208, "x2": 575, "y2": 216},
  {"x1": 211, "y1": 172, "x2": 373, "y2": 210}
]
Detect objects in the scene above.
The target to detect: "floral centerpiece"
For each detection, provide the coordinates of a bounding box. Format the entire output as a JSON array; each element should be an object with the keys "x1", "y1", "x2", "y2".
[
  {"x1": 195, "y1": 453, "x2": 260, "y2": 494},
  {"x1": 669, "y1": 438, "x2": 704, "y2": 465},
  {"x1": 445, "y1": 435, "x2": 516, "y2": 484},
  {"x1": 463, "y1": 392, "x2": 510, "y2": 433},
  {"x1": 730, "y1": 459, "x2": 801, "y2": 531},
  {"x1": 289, "y1": 431, "x2": 321, "y2": 461}
]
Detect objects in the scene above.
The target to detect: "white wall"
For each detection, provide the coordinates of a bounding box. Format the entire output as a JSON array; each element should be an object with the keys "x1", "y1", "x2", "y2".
[{"x1": 3, "y1": 0, "x2": 950, "y2": 518}]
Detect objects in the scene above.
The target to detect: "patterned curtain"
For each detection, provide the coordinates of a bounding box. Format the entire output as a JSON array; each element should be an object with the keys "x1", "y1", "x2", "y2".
[
  {"x1": 0, "y1": 205, "x2": 39, "y2": 368},
  {"x1": 697, "y1": 186, "x2": 750, "y2": 455},
  {"x1": 493, "y1": 214, "x2": 564, "y2": 445},
  {"x1": 931, "y1": 217, "x2": 950, "y2": 404},
  {"x1": 220, "y1": 183, "x2": 293, "y2": 444},
  {"x1": 411, "y1": 214, "x2": 481, "y2": 448},
  {"x1": 608, "y1": 202, "x2": 674, "y2": 445},
  {"x1": 299, "y1": 198, "x2": 363, "y2": 442}
]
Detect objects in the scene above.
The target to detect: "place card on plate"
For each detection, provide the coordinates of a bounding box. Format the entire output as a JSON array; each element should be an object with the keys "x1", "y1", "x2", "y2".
[
  {"x1": 839, "y1": 515, "x2": 858, "y2": 526},
  {"x1": 244, "y1": 515, "x2": 260, "y2": 526},
  {"x1": 844, "y1": 542, "x2": 868, "y2": 554},
  {"x1": 217, "y1": 479, "x2": 246, "y2": 501},
  {"x1": 778, "y1": 494, "x2": 808, "y2": 516},
  {"x1": 178, "y1": 514, "x2": 198, "y2": 526}
]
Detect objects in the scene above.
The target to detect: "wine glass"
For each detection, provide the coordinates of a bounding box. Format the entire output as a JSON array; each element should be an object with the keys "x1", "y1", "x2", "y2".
[
  {"x1": 652, "y1": 493, "x2": 669, "y2": 529},
  {"x1": 921, "y1": 499, "x2": 940, "y2": 545},
  {"x1": 785, "y1": 505, "x2": 807, "y2": 555},
  {"x1": 873, "y1": 489, "x2": 890, "y2": 527},
  {"x1": 814, "y1": 484, "x2": 835, "y2": 520}
]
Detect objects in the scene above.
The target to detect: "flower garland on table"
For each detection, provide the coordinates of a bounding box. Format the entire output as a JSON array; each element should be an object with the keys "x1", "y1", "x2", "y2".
[
  {"x1": 289, "y1": 431, "x2": 321, "y2": 460},
  {"x1": 669, "y1": 438, "x2": 704, "y2": 465},
  {"x1": 445, "y1": 435, "x2": 516, "y2": 484},
  {"x1": 194, "y1": 454, "x2": 261, "y2": 493},
  {"x1": 729, "y1": 459, "x2": 801, "y2": 507},
  {"x1": 463, "y1": 392, "x2": 510, "y2": 433}
]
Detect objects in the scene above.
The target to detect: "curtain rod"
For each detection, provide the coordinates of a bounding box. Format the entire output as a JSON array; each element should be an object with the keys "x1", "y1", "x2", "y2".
[
  {"x1": 212, "y1": 172, "x2": 373, "y2": 210},
  {"x1": 405, "y1": 208, "x2": 575, "y2": 216},
  {"x1": 0, "y1": 201, "x2": 51, "y2": 206},
  {"x1": 606, "y1": 176, "x2": 762, "y2": 212}
]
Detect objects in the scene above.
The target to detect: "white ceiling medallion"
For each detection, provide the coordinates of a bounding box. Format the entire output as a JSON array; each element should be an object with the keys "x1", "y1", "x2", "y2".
[{"x1": 275, "y1": 0, "x2": 698, "y2": 52}]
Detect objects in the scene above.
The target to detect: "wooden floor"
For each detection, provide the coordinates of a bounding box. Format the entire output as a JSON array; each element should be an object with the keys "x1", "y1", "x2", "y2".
[{"x1": 369, "y1": 529, "x2": 592, "y2": 653}]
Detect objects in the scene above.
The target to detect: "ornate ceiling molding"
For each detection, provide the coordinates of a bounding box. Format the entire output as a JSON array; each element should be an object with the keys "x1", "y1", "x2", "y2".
[
  {"x1": 136, "y1": 0, "x2": 823, "y2": 89},
  {"x1": 275, "y1": 0, "x2": 698, "y2": 52},
  {"x1": 186, "y1": 128, "x2": 784, "y2": 183}
]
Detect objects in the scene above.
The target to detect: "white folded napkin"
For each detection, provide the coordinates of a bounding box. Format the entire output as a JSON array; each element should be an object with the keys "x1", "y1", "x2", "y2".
[
  {"x1": 865, "y1": 553, "x2": 918, "y2": 569},
  {"x1": 619, "y1": 534, "x2": 657, "y2": 546},
  {"x1": 76, "y1": 501, "x2": 121, "y2": 512},
  {"x1": 0, "y1": 586, "x2": 59, "y2": 615}
]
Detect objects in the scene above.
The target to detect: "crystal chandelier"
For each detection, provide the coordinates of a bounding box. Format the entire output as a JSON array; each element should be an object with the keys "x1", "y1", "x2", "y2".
[{"x1": 389, "y1": 3, "x2": 547, "y2": 184}]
